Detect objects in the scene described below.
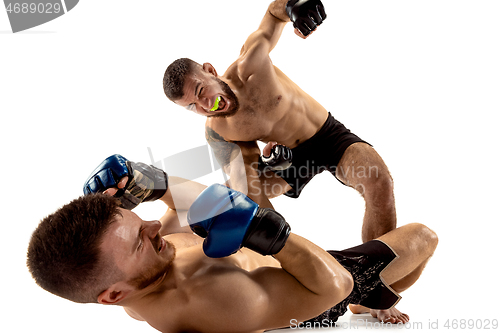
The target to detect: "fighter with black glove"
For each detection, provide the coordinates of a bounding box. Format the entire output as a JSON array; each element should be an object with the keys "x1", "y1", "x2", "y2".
[
  {"x1": 259, "y1": 143, "x2": 293, "y2": 171},
  {"x1": 286, "y1": 0, "x2": 327, "y2": 37}
]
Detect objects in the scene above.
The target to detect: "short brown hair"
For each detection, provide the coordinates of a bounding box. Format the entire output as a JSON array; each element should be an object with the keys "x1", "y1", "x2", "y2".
[
  {"x1": 27, "y1": 194, "x2": 124, "y2": 303},
  {"x1": 163, "y1": 58, "x2": 199, "y2": 101}
]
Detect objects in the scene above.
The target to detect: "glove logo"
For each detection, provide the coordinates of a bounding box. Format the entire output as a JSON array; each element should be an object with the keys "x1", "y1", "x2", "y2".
[{"x1": 3, "y1": 0, "x2": 79, "y2": 33}]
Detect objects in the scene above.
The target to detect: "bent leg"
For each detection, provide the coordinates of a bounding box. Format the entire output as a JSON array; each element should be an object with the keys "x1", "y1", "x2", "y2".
[
  {"x1": 336, "y1": 142, "x2": 397, "y2": 242},
  {"x1": 377, "y1": 223, "x2": 438, "y2": 287},
  {"x1": 351, "y1": 223, "x2": 438, "y2": 323}
]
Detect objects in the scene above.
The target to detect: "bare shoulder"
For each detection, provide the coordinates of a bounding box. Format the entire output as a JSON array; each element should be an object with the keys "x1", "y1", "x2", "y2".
[
  {"x1": 204, "y1": 120, "x2": 228, "y2": 142},
  {"x1": 205, "y1": 116, "x2": 238, "y2": 143}
]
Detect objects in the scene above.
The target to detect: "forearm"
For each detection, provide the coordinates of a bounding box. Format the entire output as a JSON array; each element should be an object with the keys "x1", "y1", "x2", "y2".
[
  {"x1": 159, "y1": 176, "x2": 207, "y2": 210},
  {"x1": 269, "y1": 0, "x2": 291, "y2": 22},
  {"x1": 156, "y1": 177, "x2": 207, "y2": 235},
  {"x1": 227, "y1": 142, "x2": 274, "y2": 209},
  {"x1": 274, "y1": 233, "x2": 353, "y2": 301},
  {"x1": 245, "y1": 162, "x2": 274, "y2": 209}
]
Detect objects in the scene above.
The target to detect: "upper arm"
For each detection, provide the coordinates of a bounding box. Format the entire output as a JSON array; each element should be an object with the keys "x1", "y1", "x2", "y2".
[
  {"x1": 205, "y1": 125, "x2": 244, "y2": 174},
  {"x1": 160, "y1": 176, "x2": 207, "y2": 209},
  {"x1": 158, "y1": 208, "x2": 193, "y2": 235},
  {"x1": 242, "y1": 10, "x2": 287, "y2": 55},
  {"x1": 238, "y1": 9, "x2": 287, "y2": 79},
  {"x1": 205, "y1": 125, "x2": 273, "y2": 206},
  {"x1": 158, "y1": 176, "x2": 207, "y2": 235}
]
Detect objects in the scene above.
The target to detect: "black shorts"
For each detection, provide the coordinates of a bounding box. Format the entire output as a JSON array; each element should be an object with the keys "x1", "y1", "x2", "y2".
[
  {"x1": 274, "y1": 113, "x2": 370, "y2": 198},
  {"x1": 304, "y1": 240, "x2": 401, "y2": 325}
]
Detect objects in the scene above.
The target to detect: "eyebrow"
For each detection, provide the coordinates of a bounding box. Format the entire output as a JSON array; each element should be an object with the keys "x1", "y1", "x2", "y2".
[
  {"x1": 194, "y1": 82, "x2": 201, "y2": 97},
  {"x1": 187, "y1": 82, "x2": 201, "y2": 109}
]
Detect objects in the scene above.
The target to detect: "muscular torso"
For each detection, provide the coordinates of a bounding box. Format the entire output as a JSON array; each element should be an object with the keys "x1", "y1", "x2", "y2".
[
  {"x1": 207, "y1": 55, "x2": 329, "y2": 148},
  {"x1": 125, "y1": 233, "x2": 280, "y2": 333}
]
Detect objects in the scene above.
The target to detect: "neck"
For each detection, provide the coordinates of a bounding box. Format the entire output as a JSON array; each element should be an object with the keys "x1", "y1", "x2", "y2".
[{"x1": 121, "y1": 262, "x2": 178, "y2": 309}]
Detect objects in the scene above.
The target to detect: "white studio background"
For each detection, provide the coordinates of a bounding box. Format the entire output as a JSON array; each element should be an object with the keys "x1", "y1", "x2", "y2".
[{"x1": 1, "y1": 0, "x2": 499, "y2": 332}]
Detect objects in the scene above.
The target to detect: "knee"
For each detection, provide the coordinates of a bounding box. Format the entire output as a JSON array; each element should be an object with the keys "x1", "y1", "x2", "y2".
[
  {"x1": 410, "y1": 223, "x2": 439, "y2": 255},
  {"x1": 424, "y1": 225, "x2": 439, "y2": 254}
]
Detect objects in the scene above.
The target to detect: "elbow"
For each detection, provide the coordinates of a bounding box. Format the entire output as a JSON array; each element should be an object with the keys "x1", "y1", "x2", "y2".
[
  {"x1": 340, "y1": 270, "x2": 354, "y2": 300},
  {"x1": 326, "y1": 269, "x2": 354, "y2": 306},
  {"x1": 335, "y1": 268, "x2": 354, "y2": 301}
]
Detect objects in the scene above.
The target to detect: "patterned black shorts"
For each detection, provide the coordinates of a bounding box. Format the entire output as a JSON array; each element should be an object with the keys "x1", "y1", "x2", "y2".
[{"x1": 304, "y1": 240, "x2": 401, "y2": 324}]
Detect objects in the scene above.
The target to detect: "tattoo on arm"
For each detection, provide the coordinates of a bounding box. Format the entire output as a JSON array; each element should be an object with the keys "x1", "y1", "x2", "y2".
[{"x1": 205, "y1": 126, "x2": 241, "y2": 172}]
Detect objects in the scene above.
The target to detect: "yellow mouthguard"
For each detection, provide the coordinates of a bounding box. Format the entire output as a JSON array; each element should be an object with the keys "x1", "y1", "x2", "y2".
[{"x1": 211, "y1": 96, "x2": 221, "y2": 111}]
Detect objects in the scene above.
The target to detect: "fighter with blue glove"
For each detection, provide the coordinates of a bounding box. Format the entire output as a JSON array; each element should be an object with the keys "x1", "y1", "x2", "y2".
[
  {"x1": 83, "y1": 154, "x2": 168, "y2": 210},
  {"x1": 188, "y1": 184, "x2": 291, "y2": 258}
]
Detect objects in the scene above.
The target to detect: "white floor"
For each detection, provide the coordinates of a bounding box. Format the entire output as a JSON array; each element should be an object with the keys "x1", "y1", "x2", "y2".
[{"x1": 2, "y1": 1, "x2": 499, "y2": 332}]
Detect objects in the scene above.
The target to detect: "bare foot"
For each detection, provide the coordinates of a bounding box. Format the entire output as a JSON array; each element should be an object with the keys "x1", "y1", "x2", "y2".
[
  {"x1": 349, "y1": 304, "x2": 370, "y2": 314},
  {"x1": 370, "y1": 308, "x2": 409, "y2": 324},
  {"x1": 349, "y1": 304, "x2": 409, "y2": 324}
]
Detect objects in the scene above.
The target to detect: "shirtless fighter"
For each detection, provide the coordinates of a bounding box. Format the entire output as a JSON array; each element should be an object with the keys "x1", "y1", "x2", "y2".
[
  {"x1": 163, "y1": 0, "x2": 396, "y2": 243},
  {"x1": 28, "y1": 178, "x2": 437, "y2": 332},
  {"x1": 58, "y1": 154, "x2": 437, "y2": 326}
]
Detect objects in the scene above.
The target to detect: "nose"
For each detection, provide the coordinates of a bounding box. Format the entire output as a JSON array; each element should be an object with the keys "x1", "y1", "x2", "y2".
[
  {"x1": 198, "y1": 96, "x2": 211, "y2": 111},
  {"x1": 145, "y1": 220, "x2": 162, "y2": 238}
]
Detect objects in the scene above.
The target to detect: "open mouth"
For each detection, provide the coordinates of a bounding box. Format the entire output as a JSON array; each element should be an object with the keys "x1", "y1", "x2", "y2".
[
  {"x1": 210, "y1": 96, "x2": 227, "y2": 112},
  {"x1": 158, "y1": 238, "x2": 166, "y2": 253}
]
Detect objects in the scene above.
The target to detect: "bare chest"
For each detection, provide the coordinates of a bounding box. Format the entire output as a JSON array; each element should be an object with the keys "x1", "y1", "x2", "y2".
[{"x1": 209, "y1": 89, "x2": 286, "y2": 142}]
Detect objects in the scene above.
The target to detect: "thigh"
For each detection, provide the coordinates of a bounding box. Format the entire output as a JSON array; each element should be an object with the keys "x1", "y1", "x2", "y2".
[{"x1": 335, "y1": 142, "x2": 392, "y2": 191}]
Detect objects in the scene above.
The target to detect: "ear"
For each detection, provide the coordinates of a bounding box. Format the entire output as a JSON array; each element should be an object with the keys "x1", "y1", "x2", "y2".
[
  {"x1": 97, "y1": 282, "x2": 134, "y2": 305},
  {"x1": 202, "y1": 63, "x2": 218, "y2": 77}
]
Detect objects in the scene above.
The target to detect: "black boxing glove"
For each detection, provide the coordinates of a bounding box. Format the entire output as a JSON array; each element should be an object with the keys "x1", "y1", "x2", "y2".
[
  {"x1": 259, "y1": 144, "x2": 293, "y2": 171},
  {"x1": 243, "y1": 207, "x2": 291, "y2": 256},
  {"x1": 286, "y1": 0, "x2": 327, "y2": 37}
]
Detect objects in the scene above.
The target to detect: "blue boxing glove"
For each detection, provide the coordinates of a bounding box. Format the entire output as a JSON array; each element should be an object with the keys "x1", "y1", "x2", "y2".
[
  {"x1": 260, "y1": 144, "x2": 293, "y2": 171},
  {"x1": 286, "y1": 0, "x2": 327, "y2": 37},
  {"x1": 187, "y1": 184, "x2": 290, "y2": 258},
  {"x1": 83, "y1": 154, "x2": 168, "y2": 210}
]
